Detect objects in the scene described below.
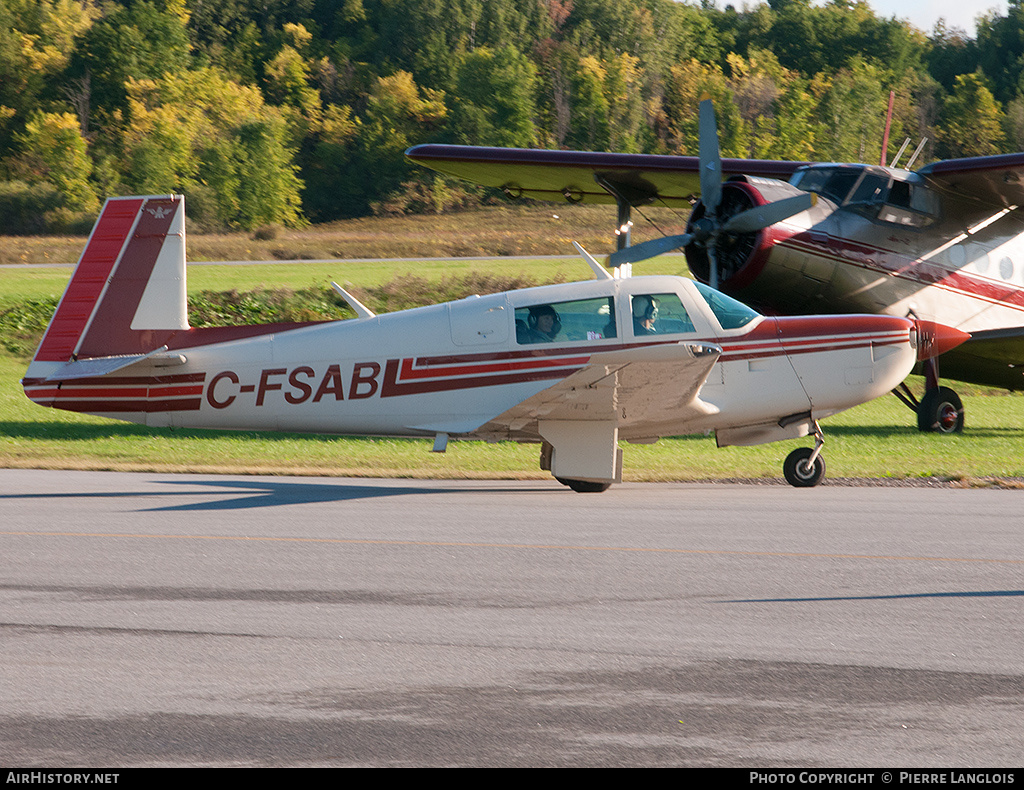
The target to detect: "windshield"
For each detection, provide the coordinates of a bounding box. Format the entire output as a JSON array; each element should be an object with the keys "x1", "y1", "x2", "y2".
[
  {"x1": 790, "y1": 166, "x2": 862, "y2": 204},
  {"x1": 692, "y1": 281, "x2": 760, "y2": 330}
]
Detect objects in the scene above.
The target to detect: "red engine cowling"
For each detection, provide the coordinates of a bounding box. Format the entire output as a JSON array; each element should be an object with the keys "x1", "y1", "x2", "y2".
[{"x1": 685, "y1": 176, "x2": 813, "y2": 291}]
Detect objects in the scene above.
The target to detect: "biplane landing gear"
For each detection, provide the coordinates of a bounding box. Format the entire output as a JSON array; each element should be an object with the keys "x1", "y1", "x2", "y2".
[
  {"x1": 783, "y1": 421, "x2": 826, "y2": 487},
  {"x1": 917, "y1": 386, "x2": 964, "y2": 434},
  {"x1": 892, "y1": 356, "x2": 965, "y2": 434},
  {"x1": 556, "y1": 477, "x2": 612, "y2": 493}
]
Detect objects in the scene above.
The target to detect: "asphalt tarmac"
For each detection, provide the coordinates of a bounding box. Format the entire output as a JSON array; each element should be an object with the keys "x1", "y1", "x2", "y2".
[{"x1": 1, "y1": 470, "x2": 1021, "y2": 767}]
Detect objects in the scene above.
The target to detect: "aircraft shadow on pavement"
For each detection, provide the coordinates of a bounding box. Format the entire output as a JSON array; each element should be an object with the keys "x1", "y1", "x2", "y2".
[
  {"x1": 720, "y1": 590, "x2": 1024, "y2": 603},
  {"x1": 0, "y1": 477, "x2": 550, "y2": 512},
  {"x1": 147, "y1": 478, "x2": 547, "y2": 511}
]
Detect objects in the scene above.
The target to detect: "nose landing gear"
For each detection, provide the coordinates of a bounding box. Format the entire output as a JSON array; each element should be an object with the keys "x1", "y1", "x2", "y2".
[{"x1": 783, "y1": 421, "x2": 826, "y2": 487}]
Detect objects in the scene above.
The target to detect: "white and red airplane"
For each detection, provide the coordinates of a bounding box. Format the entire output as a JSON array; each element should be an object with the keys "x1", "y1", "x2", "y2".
[
  {"x1": 21, "y1": 194, "x2": 966, "y2": 491},
  {"x1": 407, "y1": 99, "x2": 1024, "y2": 434}
]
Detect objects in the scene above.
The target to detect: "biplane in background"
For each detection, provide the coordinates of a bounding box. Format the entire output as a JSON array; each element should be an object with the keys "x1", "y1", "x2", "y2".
[
  {"x1": 407, "y1": 99, "x2": 1024, "y2": 434},
  {"x1": 22, "y1": 195, "x2": 965, "y2": 491}
]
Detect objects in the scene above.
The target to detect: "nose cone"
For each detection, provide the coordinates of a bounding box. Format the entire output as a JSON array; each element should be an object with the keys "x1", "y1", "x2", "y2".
[{"x1": 915, "y1": 320, "x2": 971, "y2": 360}]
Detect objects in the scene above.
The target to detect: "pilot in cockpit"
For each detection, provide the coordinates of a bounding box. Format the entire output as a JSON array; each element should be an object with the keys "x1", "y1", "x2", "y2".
[
  {"x1": 520, "y1": 304, "x2": 561, "y2": 343},
  {"x1": 632, "y1": 295, "x2": 659, "y2": 335}
]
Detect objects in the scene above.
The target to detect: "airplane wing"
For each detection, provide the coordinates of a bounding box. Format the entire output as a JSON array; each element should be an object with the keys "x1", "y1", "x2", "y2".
[
  {"x1": 916, "y1": 152, "x2": 1024, "y2": 208},
  {"x1": 941, "y1": 326, "x2": 1024, "y2": 391},
  {"x1": 405, "y1": 144, "x2": 808, "y2": 207},
  {"x1": 478, "y1": 341, "x2": 721, "y2": 438}
]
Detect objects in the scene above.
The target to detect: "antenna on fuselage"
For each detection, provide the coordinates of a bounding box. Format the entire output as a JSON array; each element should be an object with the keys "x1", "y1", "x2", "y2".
[
  {"x1": 331, "y1": 282, "x2": 376, "y2": 319},
  {"x1": 890, "y1": 138, "x2": 911, "y2": 169},
  {"x1": 905, "y1": 138, "x2": 928, "y2": 170},
  {"x1": 573, "y1": 242, "x2": 615, "y2": 281}
]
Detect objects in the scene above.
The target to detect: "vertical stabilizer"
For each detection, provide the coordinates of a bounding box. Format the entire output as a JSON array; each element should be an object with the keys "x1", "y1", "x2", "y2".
[{"x1": 27, "y1": 195, "x2": 188, "y2": 379}]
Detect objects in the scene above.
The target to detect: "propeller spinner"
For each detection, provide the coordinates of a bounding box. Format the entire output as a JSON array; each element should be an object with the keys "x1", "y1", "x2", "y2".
[{"x1": 608, "y1": 99, "x2": 815, "y2": 288}]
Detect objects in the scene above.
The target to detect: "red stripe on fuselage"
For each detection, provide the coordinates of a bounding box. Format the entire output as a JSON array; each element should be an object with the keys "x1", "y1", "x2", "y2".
[
  {"x1": 21, "y1": 372, "x2": 205, "y2": 388},
  {"x1": 776, "y1": 232, "x2": 1024, "y2": 314},
  {"x1": 381, "y1": 359, "x2": 579, "y2": 397},
  {"x1": 33, "y1": 398, "x2": 203, "y2": 414},
  {"x1": 400, "y1": 354, "x2": 591, "y2": 380}
]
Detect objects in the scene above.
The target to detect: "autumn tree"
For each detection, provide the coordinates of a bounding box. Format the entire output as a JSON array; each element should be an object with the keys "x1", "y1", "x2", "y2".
[
  {"x1": 118, "y1": 67, "x2": 304, "y2": 228},
  {"x1": 15, "y1": 110, "x2": 99, "y2": 212},
  {"x1": 70, "y1": 0, "x2": 193, "y2": 118},
  {"x1": 935, "y1": 72, "x2": 1007, "y2": 159},
  {"x1": 448, "y1": 46, "x2": 537, "y2": 148}
]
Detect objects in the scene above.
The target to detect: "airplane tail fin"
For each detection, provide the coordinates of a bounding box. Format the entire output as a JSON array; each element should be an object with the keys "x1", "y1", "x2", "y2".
[{"x1": 25, "y1": 195, "x2": 189, "y2": 382}]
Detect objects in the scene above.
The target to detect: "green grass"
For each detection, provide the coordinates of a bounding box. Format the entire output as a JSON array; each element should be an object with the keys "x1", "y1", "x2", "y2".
[
  {"x1": 3, "y1": 236, "x2": 1023, "y2": 484},
  {"x1": 0, "y1": 254, "x2": 690, "y2": 307},
  {"x1": 5, "y1": 350, "x2": 1024, "y2": 482}
]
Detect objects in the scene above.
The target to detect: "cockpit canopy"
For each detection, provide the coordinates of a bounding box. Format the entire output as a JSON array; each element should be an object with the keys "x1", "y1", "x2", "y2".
[{"x1": 789, "y1": 164, "x2": 940, "y2": 227}]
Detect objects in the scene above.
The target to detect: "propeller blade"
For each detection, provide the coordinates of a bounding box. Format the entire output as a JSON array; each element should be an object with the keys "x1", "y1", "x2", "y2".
[
  {"x1": 607, "y1": 233, "x2": 693, "y2": 267},
  {"x1": 722, "y1": 193, "x2": 816, "y2": 234},
  {"x1": 698, "y1": 99, "x2": 722, "y2": 214}
]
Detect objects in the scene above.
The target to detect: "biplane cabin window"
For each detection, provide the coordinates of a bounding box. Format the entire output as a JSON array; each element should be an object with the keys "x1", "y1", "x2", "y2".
[
  {"x1": 515, "y1": 297, "x2": 616, "y2": 345},
  {"x1": 847, "y1": 172, "x2": 889, "y2": 206},
  {"x1": 629, "y1": 293, "x2": 695, "y2": 337},
  {"x1": 792, "y1": 164, "x2": 939, "y2": 228},
  {"x1": 877, "y1": 178, "x2": 939, "y2": 228}
]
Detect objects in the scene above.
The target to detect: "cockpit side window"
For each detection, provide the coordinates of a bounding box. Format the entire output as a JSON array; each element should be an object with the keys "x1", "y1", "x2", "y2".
[
  {"x1": 630, "y1": 293, "x2": 695, "y2": 337},
  {"x1": 794, "y1": 165, "x2": 940, "y2": 227},
  {"x1": 515, "y1": 296, "x2": 616, "y2": 345}
]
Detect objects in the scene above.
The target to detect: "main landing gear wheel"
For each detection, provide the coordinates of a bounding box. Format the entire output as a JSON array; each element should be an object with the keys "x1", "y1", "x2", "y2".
[
  {"x1": 917, "y1": 386, "x2": 964, "y2": 434},
  {"x1": 556, "y1": 477, "x2": 612, "y2": 493},
  {"x1": 783, "y1": 447, "x2": 826, "y2": 488}
]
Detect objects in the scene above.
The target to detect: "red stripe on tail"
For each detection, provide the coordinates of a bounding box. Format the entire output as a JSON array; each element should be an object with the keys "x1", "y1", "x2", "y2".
[{"x1": 34, "y1": 198, "x2": 145, "y2": 361}]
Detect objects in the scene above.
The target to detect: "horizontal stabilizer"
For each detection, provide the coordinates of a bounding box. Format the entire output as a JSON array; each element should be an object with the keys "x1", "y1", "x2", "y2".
[{"x1": 42, "y1": 345, "x2": 178, "y2": 382}]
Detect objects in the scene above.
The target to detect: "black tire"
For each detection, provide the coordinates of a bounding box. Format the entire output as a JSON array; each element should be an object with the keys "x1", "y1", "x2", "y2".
[
  {"x1": 783, "y1": 447, "x2": 826, "y2": 488},
  {"x1": 917, "y1": 386, "x2": 964, "y2": 433},
  {"x1": 555, "y1": 477, "x2": 612, "y2": 493}
]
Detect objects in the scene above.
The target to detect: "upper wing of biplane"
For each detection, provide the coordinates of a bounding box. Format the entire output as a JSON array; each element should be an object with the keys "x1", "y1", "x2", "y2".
[
  {"x1": 405, "y1": 143, "x2": 807, "y2": 207},
  {"x1": 916, "y1": 152, "x2": 1024, "y2": 208},
  {"x1": 409, "y1": 144, "x2": 1024, "y2": 212}
]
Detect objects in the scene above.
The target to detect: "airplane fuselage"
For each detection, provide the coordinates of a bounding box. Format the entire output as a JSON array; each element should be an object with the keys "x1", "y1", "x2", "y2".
[
  {"x1": 690, "y1": 165, "x2": 1024, "y2": 388},
  {"x1": 22, "y1": 193, "x2": 968, "y2": 487},
  {"x1": 24, "y1": 275, "x2": 926, "y2": 447}
]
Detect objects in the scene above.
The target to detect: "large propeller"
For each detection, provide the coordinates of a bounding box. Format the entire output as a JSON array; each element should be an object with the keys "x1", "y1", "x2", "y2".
[{"x1": 608, "y1": 99, "x2": 815, "y2": 288}]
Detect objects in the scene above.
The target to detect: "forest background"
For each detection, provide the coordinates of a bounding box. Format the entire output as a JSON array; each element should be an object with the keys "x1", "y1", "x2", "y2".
[{"x1": 3, "y1": 0, "x2": 1024, "y2": 235}]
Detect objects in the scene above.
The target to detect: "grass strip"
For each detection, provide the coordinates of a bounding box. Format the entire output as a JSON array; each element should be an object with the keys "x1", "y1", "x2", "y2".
[{"x1": 4, "y1": 353, "x2": 1024, "y2": 483}]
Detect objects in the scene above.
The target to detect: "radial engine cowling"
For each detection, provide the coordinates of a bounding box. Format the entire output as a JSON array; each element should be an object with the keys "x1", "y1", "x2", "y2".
[{"x1": 685, "y1": 176, "x2": 813, "y2": 290}]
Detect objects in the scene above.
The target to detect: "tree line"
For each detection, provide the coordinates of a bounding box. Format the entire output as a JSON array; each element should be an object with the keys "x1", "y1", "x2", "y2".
[{"x1": 2, "y1": 0, "x2": 1023, "y2": 233}]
